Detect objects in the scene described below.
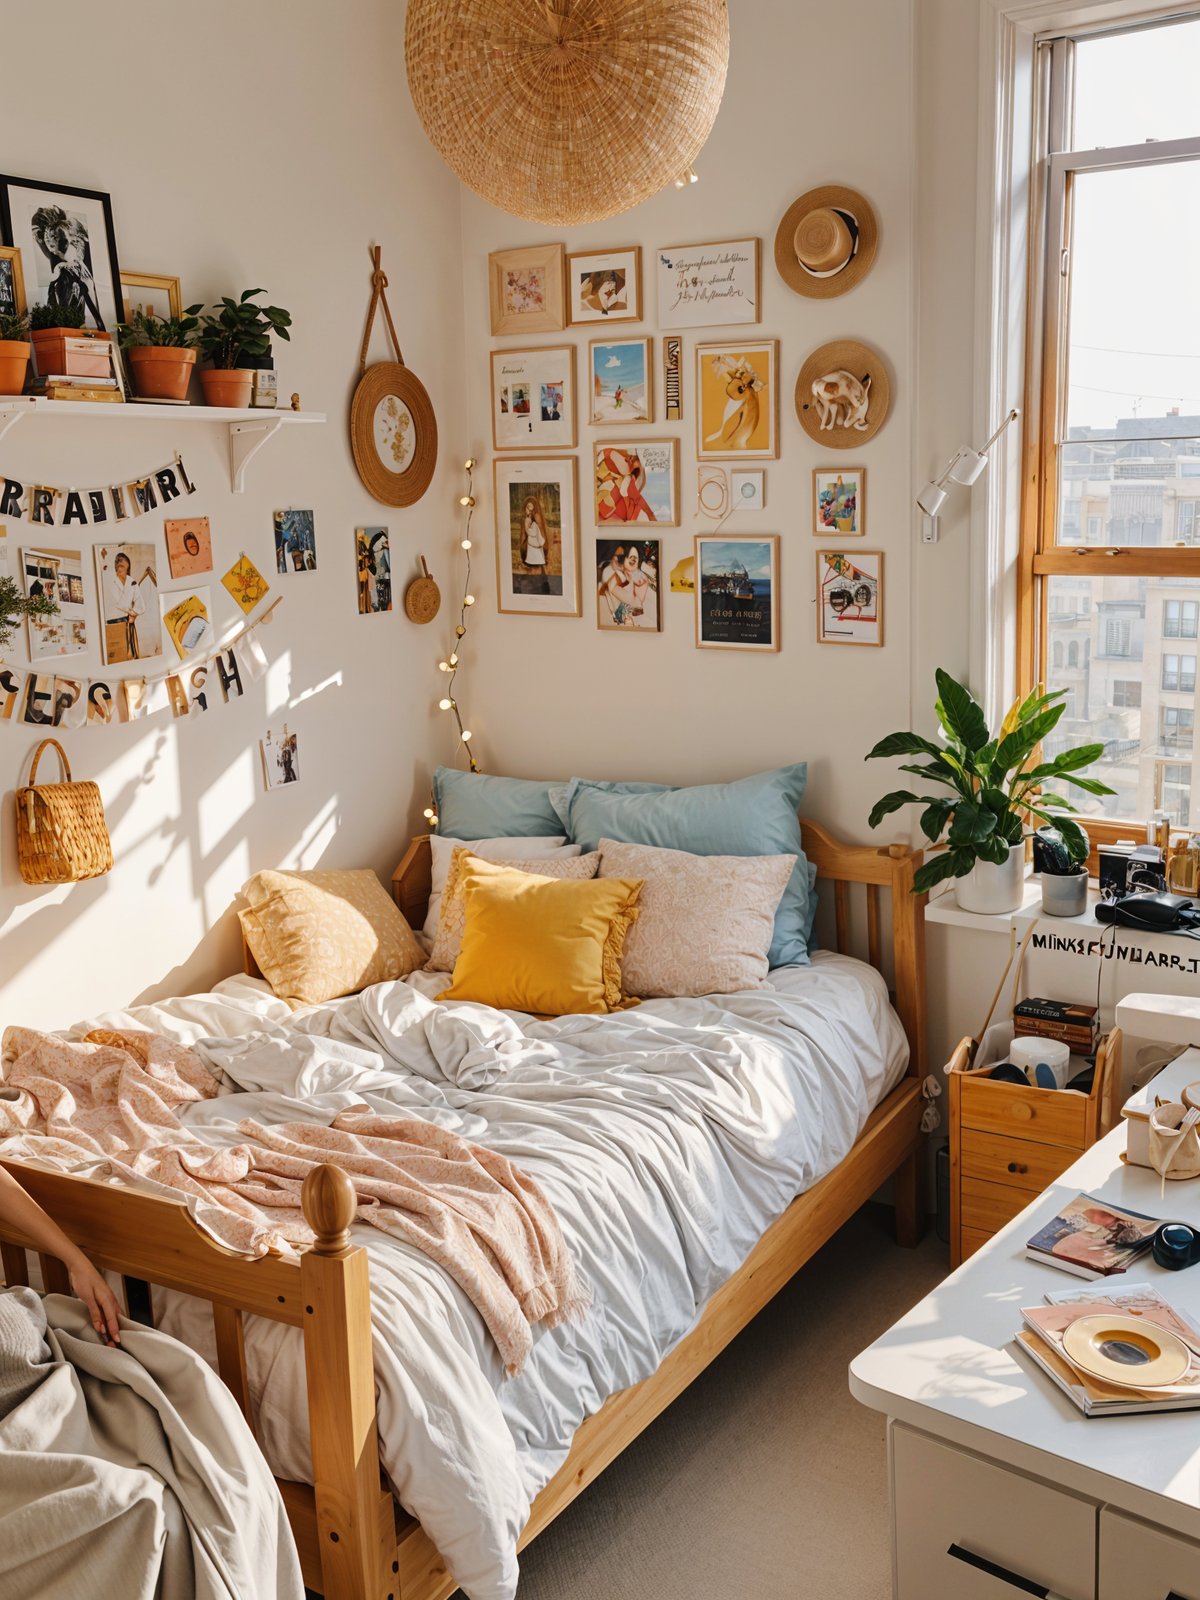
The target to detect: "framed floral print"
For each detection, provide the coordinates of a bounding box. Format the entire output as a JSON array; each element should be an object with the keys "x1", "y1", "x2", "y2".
[
  {"x1": 490, "y1": 345, "x2": 577, "y2": 451},
  {"x1": 813, "y1": 466, "x2": 866, "y2": 535},
  {"x1": 589, "y1": 336, "x2": 652, "y2": 425},
  {"x1": 488, "y1": 243, "x2": 565, "y2": 336},
  {"x1": 566, "y1": 246, "x2": 641, "y2": 325},
  {"x1": 494, "y1": 456, "x2": 580, "y2": 618},
  {"x1": 695, "y1": 340, "x2": 779, "y2": 460}
]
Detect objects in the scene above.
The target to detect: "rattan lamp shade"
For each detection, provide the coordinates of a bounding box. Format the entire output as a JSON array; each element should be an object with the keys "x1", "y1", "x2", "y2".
[{"x1": 405, "y1": 0, "x2": 730, "y2": 226}]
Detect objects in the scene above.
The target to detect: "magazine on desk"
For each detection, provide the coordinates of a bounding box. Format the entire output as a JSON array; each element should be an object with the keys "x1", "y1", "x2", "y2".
[{"x1": 1025, "y1": 1192, "x2": 1161, "y2": 1279}]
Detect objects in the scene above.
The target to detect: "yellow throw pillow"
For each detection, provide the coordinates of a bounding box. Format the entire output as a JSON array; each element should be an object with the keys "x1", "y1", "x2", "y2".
[
  {"x1": 436, "y1": 863, "x2": 643, "y2": 1016},
  {"x1": 239, "y1": 867, "x2": 424, "y2": 1004},
  {"x1": 427, "y1": 846, "x2": 601, "y2": 973}
]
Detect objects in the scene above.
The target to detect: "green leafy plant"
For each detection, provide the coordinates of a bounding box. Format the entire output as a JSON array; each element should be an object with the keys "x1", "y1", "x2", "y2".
[
  {"x1": 0, "y1": 309, "x2": 29, "y2": 342},
  {"x1": 196, "y1": 289, "x2": 291, "y2": 369},
  {"x1": 29, "y1": 302, "x2": 86, "y2": 331},
  {"x1": 117, "y1": 303, "x2": 203, "y2": 351},
  {"x1": 0, "y1": 573, "x2": 58, "y2": 654},
  {"x1": 866, "y1": 668, "x2": 1116, "y2": 894}
]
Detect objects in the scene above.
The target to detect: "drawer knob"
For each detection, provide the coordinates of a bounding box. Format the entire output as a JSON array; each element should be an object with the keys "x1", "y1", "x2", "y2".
[
  {"x1": 1010, "y1": 1103, "x2": 1034, "y2": 1121},
  {"x1": 1007, "y1": 1161, "x2": 1028, "y2": 1175}
]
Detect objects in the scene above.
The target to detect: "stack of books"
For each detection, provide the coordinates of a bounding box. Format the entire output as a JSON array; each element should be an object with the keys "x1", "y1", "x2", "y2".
[
  {"x1": 1013, "y1": 996, "x2": 1100, "y2": 1055},
  {"x1": 37, "y1": 374, "x2": 124, "y2": 403}
]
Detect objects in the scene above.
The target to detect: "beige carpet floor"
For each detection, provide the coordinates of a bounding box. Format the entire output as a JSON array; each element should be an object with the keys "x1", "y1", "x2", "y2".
[{"x1": 503, "y1": 1208, "x2": 946, "y2": 1600}]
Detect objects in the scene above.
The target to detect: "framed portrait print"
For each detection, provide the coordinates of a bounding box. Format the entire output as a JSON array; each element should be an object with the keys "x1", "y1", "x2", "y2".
[
  {"x1": 696, "y1": 340, "x2": 778, "y2": 460},
  {"x1": 0, "y1": 246, "x2": 26, "y2": 319},
  {"x1": 656, "y1": 237, "x2": 760, "y2": 328},
  {"x1": 816, "y1": 549, "x2": 884, "y2": 646},
  {"x1": 694, "y1": 534, "x2": 779, "y2": 652},
  {"x1": 590, "y1": 337, "x2": 652, "y2": 425},
  {"x1": 121, "y1": 271, "x2": 182, "y2": 322},
  {"x1": 596, "y1": 537, "x2": 661, "y2": 631},
  {"x1": 0, "y1": 176, "x2": 123, "y2": 332},
  {"x1": 566, "y1": 246, "x2": 641, "y2": 325},
  {"x1": 488, "y1": 243, "x2": 565, "y2": 336},
  {"x1": 594, "y1": 440, "x2": 678, "y2": 527},
  {"x1": 490, "y1": 345, "x2": 577, "y2": 451},
  {"x1": 813, "y1": 467, "x2": 866, "y2": 536},
  {"x1": 494, "y1": 456, "x2": 580, "y2": 617}
]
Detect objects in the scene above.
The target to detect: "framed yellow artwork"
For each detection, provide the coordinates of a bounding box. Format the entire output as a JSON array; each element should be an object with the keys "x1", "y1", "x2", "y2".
[{"x1": 695, "y1": 340, "x2": 779, "y2": 460}]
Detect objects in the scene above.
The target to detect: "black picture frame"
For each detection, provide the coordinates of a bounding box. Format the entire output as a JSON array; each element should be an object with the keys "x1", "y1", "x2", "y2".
[{"x1": 0, "y1": 175, "x2": 123, "y2": 333}]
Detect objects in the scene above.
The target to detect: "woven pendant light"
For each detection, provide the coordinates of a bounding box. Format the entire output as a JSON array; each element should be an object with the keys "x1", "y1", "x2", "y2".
[{"x1": 405, "y1": 0, "x2": 730, "y2": 227}]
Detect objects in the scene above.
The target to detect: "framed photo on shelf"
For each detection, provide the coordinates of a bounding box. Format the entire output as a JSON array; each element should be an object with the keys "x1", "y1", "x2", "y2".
[
  {"x1": 816, "y1": 548, "x2": 884, "y2": 646},
  {"x1": 566, "y1": 246, "x2": 641, "y2": 325},
  {"x1": 694, "y1": 534, "x2": 779, "y2": 652},
  {"x1": 494, "y1": 455, "x2": 580, "y2": 617},
  {"x1": 0, "y1": 246, "x2": 26, "y2": 318},
  {"x1": 490, "y1": 345, "x2": 577, "y2": 451},
  {"x1": 656, "y1": 237, "x2": 760, "y2": 328},
  {"x1": 589, "y1": 336, "x2": 652, "y2": 425},
  {"x1": 0, "y1": 175, "x2": 124, "y2": 332},
  {"x1": 121, "y1": 271, "x2": 183, "y2": 322},
  {"x1": 695, "y1": 339, "x2": 778, "y2": 460},
  {"x1": 488, "y1": 243, "x2": 565, "y2": 336},
  {"x1": 594, "y1": 440, "x2": 679, "y2": 527},
  {"x1": 813, "y1": 466, "x2": 866, "y2": 536},
  {"x1": 596, "y1": 536, "x2": 661, "y2": 631}
]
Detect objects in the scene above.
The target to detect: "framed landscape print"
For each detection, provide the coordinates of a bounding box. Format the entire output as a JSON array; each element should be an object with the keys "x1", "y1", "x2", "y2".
[
  {"x1": 694, "y1": 534, "x2": 779, "y2": 652},
  {"x1": 494, "y1": 456, "x2": 580, "y2": 617},
  {"x1": 488, "y1": 243, "x2": 565, "y2": 336},
  {"x1": 656, "y1": 237, "x2": 760, "y2": 328},
  {"x1": 816, "y1": 549, "x2": 884, "y2": 646},
  {"x1": 596, "y1": 537, "x2": 661, "y2": 631},
  {"x1": 0, "y1": 246, "x2": 26, "y2": 318},
  {"x1": 696, "y1": 340, "x2": 779, "y2": 460},
  {"x1": 121, "y1": 271, "x2": 182, "y2": 321},
  {"x1": 590, "y1": 337, "x2": 652, "y2": 425},
  {"x1": 594, "y1": 440, "x2": 678, "y2": 526},
  {"x1": 0, "y1": 175, "x2": 123, "y2": 332},
  {"x1": 813, "y1": 467, "x2": 866, "y2": 536},
  {"x1": 490, "y1": 345, "x2": 577, "y2": 451},
  {"x1": 566, "y1": 246, "x2": 641, "y2": 325}
]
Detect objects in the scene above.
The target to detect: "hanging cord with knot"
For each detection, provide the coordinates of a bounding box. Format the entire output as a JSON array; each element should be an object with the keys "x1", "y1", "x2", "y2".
[{"x1": 359, "y1": 244, "x2": 405, "y2": 375}]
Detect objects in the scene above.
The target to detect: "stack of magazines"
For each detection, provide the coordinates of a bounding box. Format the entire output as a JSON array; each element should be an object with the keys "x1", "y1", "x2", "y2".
[{"x1": 1025, "y1": 1192, "x2": 1161, "y2": 1280}]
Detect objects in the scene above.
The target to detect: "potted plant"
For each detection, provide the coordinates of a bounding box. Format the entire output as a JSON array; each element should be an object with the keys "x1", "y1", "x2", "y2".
[
  {"x1": 0, "y1": 310, "x2": 30, "y2": 396},
  {"x1": 866, "y1": 668, "x2": 1116, "y2": 914},
  {"x1": 197, "y1": 289, "x2": 291, "y2": 408},
  {"x1": 117, "y1": 304, "x2": 202, "y2": 402},
  {"x1": 1032, "y1": 823, "x2": 1090, "y2": 917},
  {"x1": 29, "y1": 301, "x2": 106, "y2": 381},
  {"x1": 0, "y1": 566, "x2": 58, "y2": 654}
]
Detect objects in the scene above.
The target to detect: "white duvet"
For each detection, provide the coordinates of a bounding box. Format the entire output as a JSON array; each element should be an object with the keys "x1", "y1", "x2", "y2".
[{"x1": 68, "y1": 954, "x2": 907, "y2": 1600}]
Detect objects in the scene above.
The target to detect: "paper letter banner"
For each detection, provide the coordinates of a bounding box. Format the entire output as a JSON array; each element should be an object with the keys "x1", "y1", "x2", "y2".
[{"x1": 0, "y1": 454, "x2": 197, "y2": 529}]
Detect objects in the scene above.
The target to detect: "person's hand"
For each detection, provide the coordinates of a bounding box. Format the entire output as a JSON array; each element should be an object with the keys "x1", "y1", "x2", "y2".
[{"x1": 67, "y1": 1253, "x2": 122, "y2": 1345}]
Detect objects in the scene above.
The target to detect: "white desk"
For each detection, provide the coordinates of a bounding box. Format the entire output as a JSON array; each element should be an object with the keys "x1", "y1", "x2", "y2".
[{"x1": 851, "y1": 1119, "x2": 1200, "y2": 1599}]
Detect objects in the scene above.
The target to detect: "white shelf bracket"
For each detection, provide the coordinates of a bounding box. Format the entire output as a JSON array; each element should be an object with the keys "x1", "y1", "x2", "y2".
[
  {"x1": 228, "y1": 415, "x2": 284, "y2": 494},
  {"x1": 0, "y1": 407, "x2": 29, "y2": 446}
]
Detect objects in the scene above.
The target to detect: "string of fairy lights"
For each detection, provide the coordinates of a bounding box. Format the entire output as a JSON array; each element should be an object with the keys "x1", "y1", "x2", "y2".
[{"x1": 424, "y1": 459, "x2": 479, "y2": 828}]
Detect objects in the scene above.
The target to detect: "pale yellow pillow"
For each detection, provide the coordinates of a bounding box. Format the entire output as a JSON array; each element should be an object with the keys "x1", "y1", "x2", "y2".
[
  {"x1": 436, "y1": 864, "x2": 642, "y2": 1016},
  {"x1": 239, "y1": 867, "x2": 423, "y2": 1004},
  {"x1": 426, "y1": 847, "x2": 601, "y2": 973}
]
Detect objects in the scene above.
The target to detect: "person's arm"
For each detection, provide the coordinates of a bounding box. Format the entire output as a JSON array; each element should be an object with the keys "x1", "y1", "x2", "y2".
[{"x1": 0, "y1": 1166, "x2": 121, "y2": 1343}]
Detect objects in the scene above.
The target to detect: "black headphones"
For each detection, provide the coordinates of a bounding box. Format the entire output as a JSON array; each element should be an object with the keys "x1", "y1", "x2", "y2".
[{"x1": 1153, "y1": 1221, "x2": 1200, "y2": 1270}]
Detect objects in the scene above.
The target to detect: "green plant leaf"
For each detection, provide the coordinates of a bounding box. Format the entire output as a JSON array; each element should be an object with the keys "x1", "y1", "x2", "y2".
[
  {"x1": 1058, "y1": 773, "x2": 1117, "y2": 796},
  {"x1": 994, "y1": 703, "x2": 1066, "y2": 775},
  {"x1": 934, "y1": 668, "x2": 989, "y2": 752},
  {"x1": 868, "y1": 791, "x2": 920, "y2": 829},
  {"x1": 912, "y1": 851, "x2": 961, "y2": 894},
  {"x1": 919, "y1": 800, "x2": 954, "y2": 841},
  {"x1": 975, "y1": 835, "x2": 1013, "y2": 866},
  {"x1": 948, "y1": 802, "x2": 998, "y2": 846},
  {"x1": 865, "y1": 731, "x2": 946, "y2": 761}
]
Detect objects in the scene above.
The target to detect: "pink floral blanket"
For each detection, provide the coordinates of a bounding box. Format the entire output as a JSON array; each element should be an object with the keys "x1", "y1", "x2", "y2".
[{"x1": 0, "y1": 1027, "x2": 587, "y2": 1374}]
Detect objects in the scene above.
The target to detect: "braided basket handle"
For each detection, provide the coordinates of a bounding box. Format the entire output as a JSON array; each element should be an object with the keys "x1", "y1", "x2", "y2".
[
  {"x1": 28, "y1": 737, "x2": 71, "y2": 787},
  {"x1": 358, "y1": 244, "x2": 405, "y2": 376}
]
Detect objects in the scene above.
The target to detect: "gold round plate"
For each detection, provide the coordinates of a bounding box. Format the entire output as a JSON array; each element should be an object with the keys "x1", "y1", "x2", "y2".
[
  {"x1": 1061, "y1": 1313, "x2": 1190, "y2": 1389},
  {"x1": 795, "y1": 338, "x2": 890, "y2": 449},
  {"x1": 350, "y1": 361, "x2": 438, "y2": 507}
]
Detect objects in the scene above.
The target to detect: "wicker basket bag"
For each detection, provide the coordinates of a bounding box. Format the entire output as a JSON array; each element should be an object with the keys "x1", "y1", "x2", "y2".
[{"x1": 16, "y1": 738, "x2": 113, "y2": 886}]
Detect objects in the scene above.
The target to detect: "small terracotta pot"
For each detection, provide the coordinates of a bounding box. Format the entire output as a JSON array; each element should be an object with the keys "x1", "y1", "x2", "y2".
[
  {"x1": 200, "y1": 368, "x2": 253, "y2": 408},
  {"x1": 0, "y1": 340, "x2": 30, "y2": 396},
  {"x1": 129, "y1": 345, "x2": 196, "y2": 402}
]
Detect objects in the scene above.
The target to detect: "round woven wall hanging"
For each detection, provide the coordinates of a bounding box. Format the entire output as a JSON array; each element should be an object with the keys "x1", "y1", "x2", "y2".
[
  {"x1": 795, "y1": 339, "x2": 890, "y2": 449},
  {"x1": 404, "y1": 556, "x2": 442, "y2": 624},
  {"x1": 351, "y1": 247, "x2": 438, "y2": 507},
  {"x1": 405, "y1": 0, "x2": 731, "y2": 226}
]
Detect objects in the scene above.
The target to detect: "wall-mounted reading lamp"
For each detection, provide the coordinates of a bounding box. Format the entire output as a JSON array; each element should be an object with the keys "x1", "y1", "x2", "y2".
[{"x1": 917, "y1": 407, "x2": 1020, "y2": 544}]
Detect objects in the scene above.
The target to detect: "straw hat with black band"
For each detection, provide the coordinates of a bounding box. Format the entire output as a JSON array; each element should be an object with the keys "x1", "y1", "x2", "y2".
[{"x1": 774, "y1": 185, "x2": 877, "y2": 299}]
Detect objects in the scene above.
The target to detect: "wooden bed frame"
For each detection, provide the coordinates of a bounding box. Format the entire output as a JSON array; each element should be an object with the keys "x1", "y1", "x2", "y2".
[{"x1": 0, "y1": 821, "x2": 926, "y2": 1600}]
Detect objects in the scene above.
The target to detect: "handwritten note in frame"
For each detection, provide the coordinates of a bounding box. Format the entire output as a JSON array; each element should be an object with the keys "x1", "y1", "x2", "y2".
[{"x1": 656, "y1": 237, "x2": 760, "y2": 330}]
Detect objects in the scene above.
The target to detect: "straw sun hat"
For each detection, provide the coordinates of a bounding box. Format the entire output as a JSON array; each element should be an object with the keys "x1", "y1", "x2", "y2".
[{"x1": 774, "y1": 185, "x2": 877, "y2": 299}]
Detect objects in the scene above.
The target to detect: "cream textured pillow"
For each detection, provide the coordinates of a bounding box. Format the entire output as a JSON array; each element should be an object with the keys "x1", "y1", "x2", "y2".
[
  {"x1": 426, "y1": 847, "x2": 601, "y2": 973},
  {"x1": 596, "y1": 837, "x2": 795, "y2": 998},
  {"x1": 422, "y1": 833, "x2": 580, "y2": 943},
  {"x1": 239, "y1": 868, "x2": 424, "y2": 1004}
]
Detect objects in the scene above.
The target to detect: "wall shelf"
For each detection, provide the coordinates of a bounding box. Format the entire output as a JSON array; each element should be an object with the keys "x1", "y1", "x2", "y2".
[{"x1": 0, "y1": 397, "x2": 326, "y2": 493}]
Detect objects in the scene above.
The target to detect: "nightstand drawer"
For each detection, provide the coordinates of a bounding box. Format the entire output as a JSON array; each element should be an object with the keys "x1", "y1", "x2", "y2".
[
  {"x1": 961, "y1": 1176, "x2": 1034, "y2": 1236},
  {"x1": 959, "y1": 1075, "x2": 1087, "y2": 1148},
  {"x1": 961, "y1": 1128, "x2": 1075, "y2": 1193},
  {"x1": 1100, "y1": 1508, "x2": 1200, "y2": 1599}
]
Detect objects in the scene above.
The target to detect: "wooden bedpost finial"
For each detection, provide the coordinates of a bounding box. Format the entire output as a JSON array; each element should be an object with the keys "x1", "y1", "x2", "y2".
[{"x1": 302, "y1": 1163, "x2": 356, "y2": 1254}]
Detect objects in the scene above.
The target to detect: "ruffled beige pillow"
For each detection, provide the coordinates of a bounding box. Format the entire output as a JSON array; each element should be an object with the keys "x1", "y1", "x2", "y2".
[
  {"x1": 239, "y1": 867, "x2": 424, "y2": 1004},
  {"x1": 426, "y1": 847, "x2": 601, "y2": 973}
]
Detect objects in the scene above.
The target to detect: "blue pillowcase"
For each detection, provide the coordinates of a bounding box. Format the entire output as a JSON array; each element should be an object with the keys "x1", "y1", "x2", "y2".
[
  {"x1": 432, "y1": 768, "x2": 670, "y2": 842},
  {"x1": 555, "y1": 765, "x2": 815, "y2": 968}
]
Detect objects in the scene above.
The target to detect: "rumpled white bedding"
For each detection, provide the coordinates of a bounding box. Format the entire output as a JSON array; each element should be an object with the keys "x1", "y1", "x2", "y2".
[{"x1": 59, "y1": 952, "x2": 907, "y2": 1600}]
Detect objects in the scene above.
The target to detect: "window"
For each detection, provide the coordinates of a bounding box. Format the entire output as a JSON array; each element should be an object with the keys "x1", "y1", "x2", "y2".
[{"x1": 1026, "y1": 15, "x2": 1200, "y2": 837}]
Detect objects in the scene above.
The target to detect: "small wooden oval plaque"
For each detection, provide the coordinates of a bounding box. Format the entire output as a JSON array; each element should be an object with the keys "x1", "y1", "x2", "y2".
[{"x1": 404, "y1": 556, "x2": 441, "y2": 624}]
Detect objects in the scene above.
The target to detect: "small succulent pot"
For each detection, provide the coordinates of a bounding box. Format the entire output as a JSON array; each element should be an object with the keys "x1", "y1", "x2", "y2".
[
  {"x1": 0, "y1": 339, "x2": 30, "y2": 395},
  {"x1": 1039, "y1": 867, "x2": 1089, "y2": 918},
  {"x1": 200, "y1": 367, "x2": 253, "y2": 408},
  {"x1": 128, "y1": 345, "x2": 196, "y2": 402}
]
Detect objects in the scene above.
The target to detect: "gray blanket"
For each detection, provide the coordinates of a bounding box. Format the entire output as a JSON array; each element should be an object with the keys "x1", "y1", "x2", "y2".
[{"x1": 0, "y1": 1289, "x2": 302, "y2": 1600}]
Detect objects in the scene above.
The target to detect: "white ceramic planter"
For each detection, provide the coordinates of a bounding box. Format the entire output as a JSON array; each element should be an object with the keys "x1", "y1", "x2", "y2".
[{"x1": 955, "y1": 841, "x2": 1025, "y2": 915}]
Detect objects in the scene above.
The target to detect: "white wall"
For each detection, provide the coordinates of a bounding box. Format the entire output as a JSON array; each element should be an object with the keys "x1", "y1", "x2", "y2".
[{"x1": 0, "y1": 0, "x2": 466, "y2": 1029}]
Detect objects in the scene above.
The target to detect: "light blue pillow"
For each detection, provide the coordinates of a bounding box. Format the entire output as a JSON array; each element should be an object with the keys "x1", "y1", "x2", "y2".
[
  {"x1": 433, "y1": 767, "x2": 564, "y2": 839},
  {"x1": 557, "y1": 765, "x2": 815, "y2": 968}
]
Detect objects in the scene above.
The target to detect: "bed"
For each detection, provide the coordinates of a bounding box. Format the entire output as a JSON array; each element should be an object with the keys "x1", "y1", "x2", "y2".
[{"x1": 0, "y1": 821, "x2": 926, "y2": 1600}]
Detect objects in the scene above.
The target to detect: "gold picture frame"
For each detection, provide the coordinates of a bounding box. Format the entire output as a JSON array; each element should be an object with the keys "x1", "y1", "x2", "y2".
[
  {"x1": 694, "y1": 533, "x2": 780, "y2": 653},
  {"x1": 593, "y1": 439, "x2": 679, "y2": 528},
  {"x1": 589, "y1": 336, "x2": 653, "y2": 425},
  {"x1": 493, "y1": 455, "x2": 581, "y2": 618},
  {"x1": 489, "y1": 344, "x2": 577, "y2": 452},
  {"x1": 695, "y1": 339, "x2": 779, "y2": 460},
  {"x1": 488, "y1": 244, "x2": 565, "y2": 336},
  {"x1": 813, "y1": 466, "x2": 867, "y2": 536},
  {"x1": 816, "y1": 548, "x2": 885, "y2": 647},
  {"x1": 120, "y1": 271, "x2": 183, "y2": 322},
  {"x1": 0, "y1": 245, "x2": 27, "y2": 318},
  {"x1": 566, "y1": 245, "x2": 642, "y2": 326}
]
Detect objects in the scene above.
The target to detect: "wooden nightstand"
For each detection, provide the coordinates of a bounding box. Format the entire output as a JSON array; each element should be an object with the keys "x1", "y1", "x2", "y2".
[{"x1": 946, "y1": 1028, "x2": 1120, "y2": 1267}]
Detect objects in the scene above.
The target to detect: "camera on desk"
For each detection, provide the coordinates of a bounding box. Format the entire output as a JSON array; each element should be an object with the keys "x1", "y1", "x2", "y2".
[{"x1": 1098, "y1": 842, "x2": 1166, "y2": 897}]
